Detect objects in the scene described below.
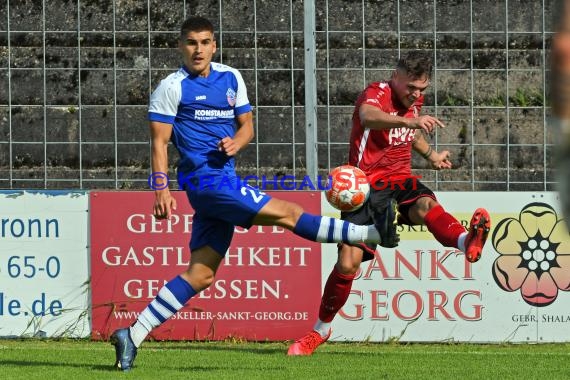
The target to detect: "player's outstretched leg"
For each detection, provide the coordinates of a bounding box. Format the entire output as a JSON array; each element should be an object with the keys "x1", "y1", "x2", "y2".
[
  {"x1": 287, "y1": 329, "x2": 331, "y2": 356},
  {"x1": 464, "y1": 208, "x2": 491, "y2": 263},
  {"x1": 291, "y1": 199, "x2": 399, "y2": 246},
  {"x1": 110, "y1": 328, "x2": 138, "y2": 371},
  {"x1": 374, "y1": 198, "x2": 400, "y2": 248}
]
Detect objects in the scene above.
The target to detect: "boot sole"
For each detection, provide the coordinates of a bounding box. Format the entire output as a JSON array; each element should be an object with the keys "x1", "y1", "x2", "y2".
[{"x1": 466, "y1": 209, "x2": 491, "y2": 262}]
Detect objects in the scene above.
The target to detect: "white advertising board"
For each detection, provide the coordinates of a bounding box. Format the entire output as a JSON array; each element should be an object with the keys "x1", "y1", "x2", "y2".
[
  {"x1": 0, "y1": 191, "x2": 90, "y2": 337},
  {"x1": 322, "y1": 192, "x2": 570, "y2": 342}
]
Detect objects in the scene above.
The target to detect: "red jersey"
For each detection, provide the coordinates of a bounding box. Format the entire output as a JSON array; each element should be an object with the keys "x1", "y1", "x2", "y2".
[{"x1": 348, "y1": 81, "x2": 423, "y2": 182}]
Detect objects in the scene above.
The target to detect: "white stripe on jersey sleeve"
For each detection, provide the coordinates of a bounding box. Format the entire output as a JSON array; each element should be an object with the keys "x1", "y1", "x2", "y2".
[
  {"x1": 357, "y1": 128, "x2": 370, "y2": 166},
  {"x1": 233, "y1": 69, "x2": 250, "y2": 108},
  {"x1": 148, "y1": 69, "x2": 186, "y2": 118},
  {"x1": 211, "y1": 62, "x2": 250, "y2": 108}
]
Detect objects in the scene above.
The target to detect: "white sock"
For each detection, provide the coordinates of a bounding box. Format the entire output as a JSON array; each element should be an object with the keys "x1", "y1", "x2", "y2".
[
  {"x1": 457, "y1": 232, "x2": 467, "y2": 252},
  {"x1": 313, "y1": 319, "x2": 332, "y2": 338},
  {"x1": 130, "y1": 318, "x2": 152, "y2": 348},
  {"x1": 347, "y1": 224, "x2": 380, "y2": 244}
]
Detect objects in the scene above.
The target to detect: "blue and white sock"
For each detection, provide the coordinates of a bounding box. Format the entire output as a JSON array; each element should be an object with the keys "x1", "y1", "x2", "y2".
[
  {"x1": 129, "y1": 275, "x2": 197, "y2": 347},
  {"x1": 293, "y1": 213, "x2": 380, "y2": 244}
]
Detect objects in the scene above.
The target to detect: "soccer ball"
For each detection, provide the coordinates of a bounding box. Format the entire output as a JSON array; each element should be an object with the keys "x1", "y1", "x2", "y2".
[{"x1": 325, "y1": 165, "x2": 370, "y2": 212}]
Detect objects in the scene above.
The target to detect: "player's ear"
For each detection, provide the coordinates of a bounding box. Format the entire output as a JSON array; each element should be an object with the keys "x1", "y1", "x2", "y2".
[{"x1": 212, "y1": 39, "x2": 217, "y2": 54}]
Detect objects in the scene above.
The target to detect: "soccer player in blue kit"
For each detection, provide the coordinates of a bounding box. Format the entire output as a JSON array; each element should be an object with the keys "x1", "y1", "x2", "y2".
[{"x1": 110, "y1": 16, "x2": 399, "y2": 371}]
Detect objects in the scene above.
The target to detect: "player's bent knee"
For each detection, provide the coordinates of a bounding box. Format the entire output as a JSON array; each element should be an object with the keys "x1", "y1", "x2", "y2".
[
  {"x1": 338, "y1": 251, "x2": 361, "y2": 271},
  {"x1": 336, "y1": 262, "x2": 359, "y2": 275},
  {"x1": 336, "y1": 243, "x2": 365, "y2": 274},
  {"x1": 255, "y1": 198, "x2": 304, "y2": 228},
  {"x1": 417, "y1": 196, "x2": 438, "y2": 210},
  {"x1": 188, "y1": 274, "x2": 215, "y2": 292},
  {"x1": 287, "y1": 202, "x2": 304, "y2": 221}
]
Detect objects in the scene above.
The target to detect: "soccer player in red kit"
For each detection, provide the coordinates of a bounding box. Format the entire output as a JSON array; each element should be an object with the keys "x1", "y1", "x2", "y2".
[{"x1": 288, "y1": 51, "x2": 491, "y2": 355}]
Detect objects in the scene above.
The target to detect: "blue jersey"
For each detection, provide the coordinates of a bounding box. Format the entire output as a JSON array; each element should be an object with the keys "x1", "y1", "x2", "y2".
[{"x1": 148, "y1": 63, "x2": 252, "y2": 177}]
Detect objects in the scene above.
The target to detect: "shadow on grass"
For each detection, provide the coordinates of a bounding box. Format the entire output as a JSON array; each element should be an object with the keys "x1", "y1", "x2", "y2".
[
  {"x1": 2, "y1": 360, "x2": 119, "y2": 372},
  {"x1": 152, "y1": 343, "x2": 287, "y2": 355},
  {"x1": 2, "y1": 359, "x2": 272, "y2": 372}
]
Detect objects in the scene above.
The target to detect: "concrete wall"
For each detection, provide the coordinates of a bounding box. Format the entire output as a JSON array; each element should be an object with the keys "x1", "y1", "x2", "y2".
[{"x1": 0, "y1": 0, "x2": 557, "y2": 189}]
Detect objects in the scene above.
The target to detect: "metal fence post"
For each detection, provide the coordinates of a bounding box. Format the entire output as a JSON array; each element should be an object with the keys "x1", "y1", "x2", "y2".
[{"x1": 304, "y1": 0, "x2": 318, "y2": 180}]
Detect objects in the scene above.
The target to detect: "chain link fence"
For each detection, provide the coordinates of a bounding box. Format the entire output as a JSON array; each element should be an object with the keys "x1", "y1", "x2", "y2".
[{"x1": 0, "y1": 0, "x2": 558, "y2": 190}]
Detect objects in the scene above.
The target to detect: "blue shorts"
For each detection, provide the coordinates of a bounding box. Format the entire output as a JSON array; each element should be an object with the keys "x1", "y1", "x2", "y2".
[{"x1": 184, "y1": 173, "x2": 271, "y2": 256}]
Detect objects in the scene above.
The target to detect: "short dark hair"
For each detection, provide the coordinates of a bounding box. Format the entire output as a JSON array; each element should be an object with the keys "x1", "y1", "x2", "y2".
[
  {"x1": 396, "y1": 51, "x2": 433, "y2": 80},
  {"x1": 180, "y1": 16, "x2": 215, "y2": 40}
]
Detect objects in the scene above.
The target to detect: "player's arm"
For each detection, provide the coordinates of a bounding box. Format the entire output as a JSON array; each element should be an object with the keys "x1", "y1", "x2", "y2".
[
  {"x1": 150, "y1": 121, "x2": 177, "y2": 219},
  {"x1": 218, "y1": 111, "x2": 254, "y2": 156},
  {"x1": 360, "y1": 103, "x2": 445, "y2": 133},
  {"x1": 412, "y1": 131, "x2": 452, "y2": 170}
]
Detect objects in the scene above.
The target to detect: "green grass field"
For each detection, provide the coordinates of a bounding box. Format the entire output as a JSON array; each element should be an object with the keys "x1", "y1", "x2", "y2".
[{"x1": 1, "y1": 340, "x2": 569, "y2": 379}]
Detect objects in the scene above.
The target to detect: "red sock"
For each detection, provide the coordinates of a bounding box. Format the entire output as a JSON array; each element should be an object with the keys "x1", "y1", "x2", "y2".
[
  {"x1": 318, "y1": 266, "x2": 355, "y2": 323},
  {"x1": 423, "y1": 205, "x2": 466, "y2": 249}
]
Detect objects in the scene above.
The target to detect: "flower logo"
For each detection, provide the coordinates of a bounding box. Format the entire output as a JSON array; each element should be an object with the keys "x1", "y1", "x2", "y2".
[{"x1": 491, "y1": 202, "x2": 570, "y2": 307}]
